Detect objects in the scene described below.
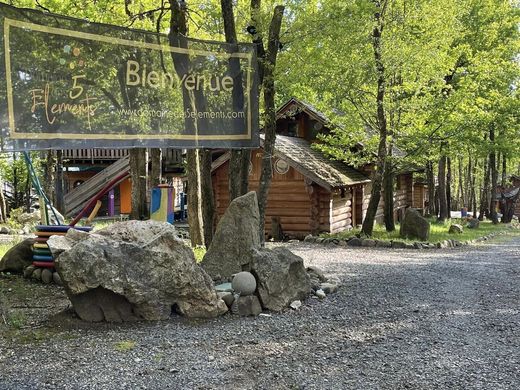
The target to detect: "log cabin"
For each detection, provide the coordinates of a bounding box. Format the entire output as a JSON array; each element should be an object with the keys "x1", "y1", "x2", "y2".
[{"x1": 212, "y1": 97, "x2": 428, "y2": 238}]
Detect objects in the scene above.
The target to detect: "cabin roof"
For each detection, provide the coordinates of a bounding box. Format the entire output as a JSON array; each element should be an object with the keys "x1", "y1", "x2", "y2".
[
  {"x1": 265, "y1": 135, "x2": 370, "y2": 190},
  {"x1": 212, "y1": 135, "x2": 370, "y2": 191},
  {"x1": 277, "y1": 97, "x2": 406, "y2": 158}
]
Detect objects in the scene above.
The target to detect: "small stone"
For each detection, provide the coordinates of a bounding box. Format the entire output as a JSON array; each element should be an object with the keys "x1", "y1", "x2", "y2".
[
  {"x1": 307, "y1": 266, "x2": 327, "y2": 282},
  {"x1": 361, "y1": 239, "x2": 376, "y2": 247},
  {"x1": 208, "y1": 355, "x2": 215, "y2": 362},
  {"x1": 376, "y1": 240, "x2": 392, "y2": 248},
  {"x1": 392, "y1": 241, "x2": 406, "y2": 249},
  {"x1": 236, "y1": 295, "x2": 262, "y2": 316},
  {"x1": 338, "y1": 240, "x2": 348, "y2": 247},
  {"x1": 23, "y1": 265, "x2": 35, "y2": 278},
  {"x1": 347, "y1": 238, "x2": 362, "y2": 247},
  {"x1": 448, "y1": 224, "x2": 464, "y2": 234},
  {"x1": 32, "y1": 267, "x2": 42, "y2": 281},
  {"x1": 41, "y1": 269, "x2": 53, "y2": 284},
  {"x1": 315, "y1": 289, "x2": 326, "y2": 299},
  {"x1": 320, "y1": 282, "x2": 338, "y2": 294},
  {"x1": 231, "y1": 272, "x2": 257, "y2": 296},
  {"x1": 289, "y1": 300, "x2": 302, "y2": 310},
  {"x1": 405, "y1": 243, "x2": 415, "y2": 249},
  {"x1": 52, "y1": 272, "x2": 63, "y2": 285},
  {"x1": 217, "y1": 291, "x2": 234, "y2": 307},
  {"x1": 303, "y1": 234, "x2": 315, "y2": 243}
]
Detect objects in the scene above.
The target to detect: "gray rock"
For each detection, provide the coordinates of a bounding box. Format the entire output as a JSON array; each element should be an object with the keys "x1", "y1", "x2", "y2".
[
  {"x1": 49, "y1": 220, "x2": 227, "y2": 321},
  {"x1": 0, "y1": 238, "x2": 35, "y2": 274},
  {"x1": 236, "y1": 295, "x2": 262, "y2": 316},
  {"x1": 52, "y1": 272, "x2": 63, "y2": 286},
  {"x1": 201, "y1": 192, "x2": 260, "y2": 280},
  {"x1": 303, "y1": 235, "x2": 315, "y2": 243},
  {"x1": 392, "y1": 240, "x2": 407, "y2": 249},
  {"x1": 405, "y1": 243, "x2": 416, "y2": 249},
  {"x1": 217, "y1": 291, "x2": 234, "y2": 307},
  {"x1": 32, "y1": 268, "x2": 42, "y2": 281},
  {"x1": 0, "y1": 226, "x2": 9, "y2": 234},
  {"x1": 23, "y1": 265, "x2": 35, "y2": 278},
  {"x1": 289, "y1": 300, "x2": 302, "y2": 310},
  {"x1": 376, "y1": 240, "x2": 392, "y2": 248},
  {"x1": 400, "y1": 208, "x2": 430, "y2": 241},
  {"x1": 467, "y1": 218, "x2": 480, "y2": 229},
  {"x1": 247, "y1": 247, "x2": 311, "y2": 312},
  {"x1": 41, "y1": 268, "x2": 53, "y2": 284},
  {"x1": 449, "y1": 224, "x2": 464, "y2": 234},
  {"x1": 306, "y1": 266, "x2": 327, "y2": 282},
  {"x1": 231, "y1": 272, "x2": 256, "y2": 296},
  {"x1": 315, "y1": 289, "x2": 326, "y2": 299},
  {"x1": 348, "y1": 237, "x2": 362, "y2": 247},
  {"x1": 320, "y1": 282, "x2": 338, "y2": 294},
  {"x1": 17, "y1": 210, "x2": 40, "y2": 224},
  {"x1": 361, "y1": 239, "x2": 376, "y2": 247}
]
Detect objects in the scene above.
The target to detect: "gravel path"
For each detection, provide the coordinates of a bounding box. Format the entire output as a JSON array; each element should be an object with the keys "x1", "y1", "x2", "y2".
[{"x1": 1, "y1": 235, "x2": 520, "y2": 389}]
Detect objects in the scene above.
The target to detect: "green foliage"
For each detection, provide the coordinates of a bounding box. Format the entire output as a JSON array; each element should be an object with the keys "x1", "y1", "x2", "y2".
[{"x1": 192, "y1": 245, "x2": 206, "y2": 263}]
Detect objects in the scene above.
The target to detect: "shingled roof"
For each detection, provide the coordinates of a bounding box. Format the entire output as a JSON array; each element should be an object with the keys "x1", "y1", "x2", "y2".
[
  {"x1": 211, "y1": 135, "x2": 370, "y2": 191},
  {"x1": 262, "y1": 135, "x2": 370, "y2": 191}
]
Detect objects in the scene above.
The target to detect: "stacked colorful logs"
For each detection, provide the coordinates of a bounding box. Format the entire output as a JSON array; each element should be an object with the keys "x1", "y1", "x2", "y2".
[{"x1": 33, "y1": 225, "x2": 93, "y2": 269}]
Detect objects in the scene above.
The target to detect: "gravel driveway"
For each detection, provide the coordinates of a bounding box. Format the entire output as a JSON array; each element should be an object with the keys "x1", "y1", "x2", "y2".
[{"x1": 1, "y1": 235, "x2": 520, "y2": 389}]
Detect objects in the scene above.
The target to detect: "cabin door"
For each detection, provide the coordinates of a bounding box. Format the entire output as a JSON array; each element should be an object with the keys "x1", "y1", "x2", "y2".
[{"x1": 353, "y1": 186, "x2": 364, "y2": 227}]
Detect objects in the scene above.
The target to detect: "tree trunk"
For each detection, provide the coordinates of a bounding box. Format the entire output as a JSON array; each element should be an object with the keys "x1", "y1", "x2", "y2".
[
  {"x1": 437, "y1": 153, "x2": 449, "y2": 221},
  {"x1": 501, "y1": 153, "x2": 507, "y2": 187},
  {"x1": 361, "y1": 3, "x2": 388, "y2": 236},
  {"x1": 221, "y1": 0, "x2": 250, "y2": 201},
  {"x1": 186, "y1": 149, "x2": 205, "y2": 246},
  {"x1": 478, "y1": 157, "x2": 490, "y2": 220},
  {"x1": 426, "y1": 160, "x2": 436, "y2": 216},
  {"x1": 200, "y1": 149, "x2": 215, "y2": 247},
  {"x1": 129, "y1": 148, "x2": 148, "y2": 220},
  {"x1": 257, "y1": 5, "x2": 285, "y2": 243},
  {"x1": 44, "y1": 150, "x2": 55, "y2": 205},
  {"x1": 55, "y1": 150, "x2": 64, "y2": 214},
  {"x1": 150, "y1": 148, "x2": 162, "y2": 188},
  {"x1": 457, "y1": 156, "x2": 464, "y2": 210},
  {"x1": 489, "y1": 126, "x2": 499, "y2": 224},
  {"x1": 0, "y1": 177, "x2": 6, "y2": 223},
  {"x1": 382, "y1": 155, "x2": 395, "y2": 231},
  {"x1": 446, "y1": 156, "x2": 452, "y2": 214}
]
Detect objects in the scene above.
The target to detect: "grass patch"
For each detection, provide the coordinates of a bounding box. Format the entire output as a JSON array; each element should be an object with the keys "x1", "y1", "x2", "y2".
[
  {"x1": 326, "y1": 218, "x2": 517, "y2": 243},
  {"x1": 114, "y1": 340, "x2": 136, "y2": 352}
]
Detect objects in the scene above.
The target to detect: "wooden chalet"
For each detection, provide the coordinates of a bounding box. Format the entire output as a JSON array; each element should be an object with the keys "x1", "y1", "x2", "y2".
[{"x1": 212, "y1": 98, "x2": 428, "y2": 238}]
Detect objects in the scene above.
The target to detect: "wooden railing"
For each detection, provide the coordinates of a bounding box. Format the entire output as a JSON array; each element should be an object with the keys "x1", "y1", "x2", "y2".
[
  {"x1": 62, "y1": 148, "x2": 183, "y2": 164},
  {"x1": 62, "y1": 149, "x2": 129, "y2": 161}
]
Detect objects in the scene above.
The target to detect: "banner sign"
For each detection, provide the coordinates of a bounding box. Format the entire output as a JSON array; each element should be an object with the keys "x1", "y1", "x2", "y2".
[{"x1": 0, "y1": 3, "x2": 259, "y2": 150}]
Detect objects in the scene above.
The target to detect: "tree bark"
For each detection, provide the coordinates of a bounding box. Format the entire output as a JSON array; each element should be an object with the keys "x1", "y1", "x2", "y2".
[
  {"x1": 200, "y1": 149, "x2": 215, "y2": 247},
  {"x1": 186, "y1": 149, "x2": 205, "y2": 246},
  {"x1": 426, "y1": 160, "x2": 436, "y2": 216},
  {"x1": 382, "y1": 154, "x2": 395, "y2": 231},
  {"x1": 446, "y1": 156, "x2": 452, "y2": 214},
  {"x1": 129, "y1": 148, "x2": 148, "y2": 220},
  {"x1": 257, "y1": 5, "x2": 285, "y2": 243},
  {"x1": 44, "y1": 150, "x2": 55, "y2": 205},
  {"x1": 221, "y1": 0, "x2": 250, "y2": 201},
  {"x1": 501, "y1": 153, "x2": 507, "y2": 187},
  {"x1": 437, "y1": 152, "x2": 449, "y2": 221},
  {"x1": 478, "y1": 157, "x2": 490, "y2": 220},
  {"x1": 55, "y1": 150, "x2": 64, "y2": 214},
  {"x1": 457, "y1": 156, "x2": 464, "y2": 210},
  {"x1": 361, "y1": 3, "x2": 388, "y2": 236},
  {"x1": 150, "y1": 148, "x2": 162, "y2": 188},
  {"x1": 489, "y1": 125, "x2": 499, "y2": 224}
]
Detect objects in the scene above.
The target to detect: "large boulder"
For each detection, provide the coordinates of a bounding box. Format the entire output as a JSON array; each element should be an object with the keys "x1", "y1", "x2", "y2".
[
  {"x1": 449, "y1": 224, "x2": 464, "y2": 234},
  {"x1": 48, "y1": 220, "x2": 227, "y2": 322},
  {"x1": 0, "y1": 238, "x2": 35, "y2": 273},
  {"x1": 400, "y1": 208, "x2": 430, "y2": 241},
  {"x1": 246, "y1": 247, "x2": 311, "y2": 312},
  {"x1": 201, "y1": 191, "x2": 260, "y2": 280}
]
